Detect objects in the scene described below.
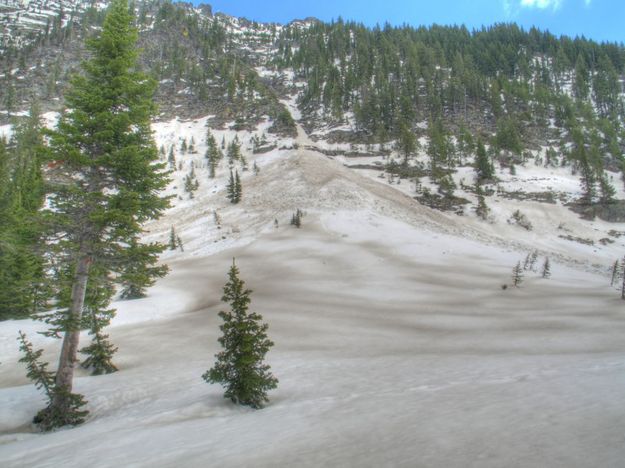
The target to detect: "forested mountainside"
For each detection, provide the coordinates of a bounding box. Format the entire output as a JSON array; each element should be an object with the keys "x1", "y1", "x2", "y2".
[
  {"x1": 0, "y1": 0, "x2": 293, "y2": 132},
  {"x1": 273, "y1": 19, "x2": 625, "y2": 215},
  {"x1": 2, "y1": 0, "x2": 624, "y2": 200}
]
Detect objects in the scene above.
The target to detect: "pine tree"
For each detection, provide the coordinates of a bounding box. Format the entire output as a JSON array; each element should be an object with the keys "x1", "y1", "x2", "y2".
[
  {"x1": 17, "y1": 331, "x2": 55, "y2": 400},
  {"x1": 571, "y1": 129, "x2": 596, "y2": 205},
  {"x1": 475, "y1": 139, "x2": 494, "y2": 181},
  {"x1": 437, "y1": 174, "x2": 456, "y2": 199},
  {"x1": 611, "y1": 259, "x2": 620, "y2": 286},
  {"x1": 574, "y1": 54, "x2": 590, "y2": 100},
  {"x1": 205, "y1": 128, "x2": 216, "y2": 150},
  {"x1": 227, "y1": 170, "x2": 242, "y2": 204},
  {"x1": 227, "y1": 139, "x2": 241, "y2": 166},
  {"x1": 205, "y1": 130, "x2": 222, "y2": 179},
  {"x1": 168, "y1": 146, "x2": 176, "y2": 169},
  {"x1": 208, "y1": 154, "x2": 217, "y2": 179},
  {"x1": 227, "y1": 170, "x2": 236, "y2": 203},
  {"x1": 475, "y1": 183, "x2": 489, "y2": 220},
  {"x1": 290, "y1": 209, "x2": 303, "y2": 228},
  {"x1": 495, "y1": 118, "x2": 522, "y2": 157},
  {"x1": 169, "y1": 226, "x2": 178, "y2": 250},
  {"x1": 213, "y1": 210, "x2": 222, "y2": 228},
  {"x1": 512, "y1": 261, "x2": 524, "y2": 287},
  {"x1": 18, "y1": 331, "x2": 88, "y2": 431},
  {"x1": 37, "y1": 0, "x2": 169, "y2": 429},
  {"x1": 598, "y1": 173, "x2": 616, "y2": 205},
  {"x1": 579, "y1": 157, "x2": 596, "y2": 205},
  {"x1": 184, "y1": 166, "x2": 199, "y2": 198},
  {"x1": 523, "y1": 253, "x2": 531, "y2": 271},
  {"x1": 234, "y1": 170, "x2": 242, "y2": 202},
  {"x1": 203, "y1": 260, "x2": 278, "y2": 408},
  {"x1": 529, "y1": 251, "x2": 538, "y2": 271},
  {"x1": 541, "y1": 257, "x2": 551, "y2": 279},
  {"x1": 427, "y1": 120, "x2": 452, "y2": 179},
  {"x1": 0, "y1": 105, "x2": 49, "y2": 320},
  {"x1": 397, "y1": 122, "x2": 417, "y2": 166}
]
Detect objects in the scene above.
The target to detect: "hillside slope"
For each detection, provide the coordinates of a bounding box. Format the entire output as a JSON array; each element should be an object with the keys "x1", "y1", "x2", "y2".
[
  {"x1": 1, "y1": 1, "x2": 625, "y2": 466},
  {"x1": 1, "y1": 109, "x2": 625, "y2": 467}
]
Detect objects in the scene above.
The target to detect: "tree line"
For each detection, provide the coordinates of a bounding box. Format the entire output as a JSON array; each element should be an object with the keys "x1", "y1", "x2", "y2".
[{"x1": 274, "y1": 19, "x2": 624, "y2": 199}]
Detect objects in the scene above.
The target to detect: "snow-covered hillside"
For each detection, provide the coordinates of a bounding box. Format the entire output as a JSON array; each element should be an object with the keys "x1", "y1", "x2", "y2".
[
  {"x1": 1, "y1": 104, "x2": 625, "y2": 467},
  {"x1": 0, "y1": 0, "x2": 98, "y2": 52},
  {"x1": 2, "y1": 0, "x2": 625, "y2": 464}
]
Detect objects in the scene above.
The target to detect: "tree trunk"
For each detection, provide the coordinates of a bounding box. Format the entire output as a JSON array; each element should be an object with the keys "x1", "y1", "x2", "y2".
[{"x1": 54, "y1": 254, "x2": 91, "y2": 395}]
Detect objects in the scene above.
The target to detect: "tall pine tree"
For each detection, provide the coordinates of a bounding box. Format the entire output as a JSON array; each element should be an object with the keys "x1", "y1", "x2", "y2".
[{"x1": 33, "y1": 0, "x2": 169, "y2": 429}]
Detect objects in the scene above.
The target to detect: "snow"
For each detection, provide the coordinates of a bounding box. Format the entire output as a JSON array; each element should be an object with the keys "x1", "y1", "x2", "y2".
[
  {"x1": 2, "y1": 204, "x2": 624, "y2": 466},
  {"x1": 0, "y1": 123, "x2": 13, "y2": 140},
  {"x1": 41, "y1": 111, "x2": 59, "y2": 129},
  {"x1": 1, "y1": 111, "x2": 624, "y2": 467},
  {"x1": 280, "y1": 96, "x2": 301, "y2": 121}
]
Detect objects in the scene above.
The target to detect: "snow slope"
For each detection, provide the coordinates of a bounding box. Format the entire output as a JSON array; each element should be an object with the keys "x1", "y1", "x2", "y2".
[{"x1": 1, "y1": 115, "x2": 624, "y2": 467}]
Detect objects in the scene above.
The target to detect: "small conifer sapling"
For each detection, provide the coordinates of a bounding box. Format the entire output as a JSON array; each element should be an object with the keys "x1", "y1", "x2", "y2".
[
  {"x1": 523, "y1": 253, "x2": 531, "y2": 271},
  {"x1": 169, "y1": 226, "x2": 178, "y2": 251},
  {"x1": 290, "y1": 209, "x2": 303, "y2": 228},
  {"x1": 80, "y1": 305, "x2": 118, "y2": 375},
  {"x1": 168, "y1": 147, "x2": 176, "y2": 169},
  {"x1": 611, "y1": 260, "x2": 619, "y2": 286},
  {"x1": 475, "y1": 183, "x2": 489, "y2": 220},
  {"x1": 541, "y1": 257, "x2": 551, "y2": 279},
  {"x1": 203, "y1": 260, "x2": 278, "y2": 408},
  {"x1": 512, "y1": 261, "x2": 524, "y2": 287},
  {"x1": 184, "y1": 167, "x2": 199, "y2": 199},
  {"x1": 18, "y1": 332, "x2": 88, "y2": 431},
  {"x1": 529, "y1": 251, "x2": 539, "y2": 271}
]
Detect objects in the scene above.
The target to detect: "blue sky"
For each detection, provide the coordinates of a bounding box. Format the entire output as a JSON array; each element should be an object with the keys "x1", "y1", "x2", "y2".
[{"x1": 198, "y1": 0, "x2": 624, "y2": 43}]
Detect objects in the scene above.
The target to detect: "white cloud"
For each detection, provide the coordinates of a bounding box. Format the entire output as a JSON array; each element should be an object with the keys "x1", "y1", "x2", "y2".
[{"x1": 519, "y1": 0, "x2": 563, "y2": 10}]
